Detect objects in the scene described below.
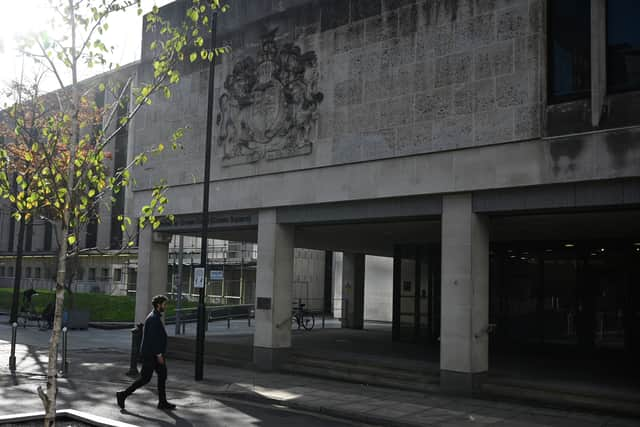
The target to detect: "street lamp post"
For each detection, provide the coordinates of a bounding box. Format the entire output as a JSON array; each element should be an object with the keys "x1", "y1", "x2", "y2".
[{"x1": 195, "y1": 7, "x2": 218, "y2": 382}]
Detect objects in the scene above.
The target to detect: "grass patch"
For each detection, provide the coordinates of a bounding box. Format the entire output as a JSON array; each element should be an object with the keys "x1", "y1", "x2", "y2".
[{"x1": 0, "y1": 288, "x2": 196, "y2": 322}]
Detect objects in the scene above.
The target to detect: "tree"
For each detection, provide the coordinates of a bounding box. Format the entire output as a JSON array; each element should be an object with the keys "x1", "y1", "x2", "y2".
[
  {"x1": 0, "y1": 1, "x2": 229, "y2": 424},
  {"x1": 0, "y1": 74, "x2": 49, "y2": 325}
]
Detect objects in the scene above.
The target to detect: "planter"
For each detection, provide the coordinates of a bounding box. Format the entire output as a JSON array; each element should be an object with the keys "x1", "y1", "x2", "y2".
[
  {"x1": 0, "y1": 409, "x2": 138, "y2": 426},
  {"x1": 63, "y1": 310, "x2": 91, "y2": 329}
]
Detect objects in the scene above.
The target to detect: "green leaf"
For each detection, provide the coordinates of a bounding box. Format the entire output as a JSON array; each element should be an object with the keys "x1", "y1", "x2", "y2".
[
  {"x1": 189, "y1": 52, "x2": 197, "y2": 63},
  {"x1": 68, "y1": 235, "x2": 76, "y2": 245}
]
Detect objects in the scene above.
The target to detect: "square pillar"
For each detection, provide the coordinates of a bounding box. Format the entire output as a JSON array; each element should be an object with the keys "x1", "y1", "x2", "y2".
[
  {"x1": 135, "y1": 226, "x2": 171, "y2": 323},
  {"x1": 254, "y1": 209, "x2": 294, "y2": 370},
  {"x1": 440, "y1": 193, "x2": 490, "y2": 394},
  {"x1": 341, "y1": 253, "x2": 365, "y2": 329}
]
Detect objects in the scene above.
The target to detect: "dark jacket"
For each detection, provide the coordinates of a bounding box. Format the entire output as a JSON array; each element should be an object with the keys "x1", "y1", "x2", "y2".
[{"x1": 139, "y1": 310, "x2": 167, "y2": 357}]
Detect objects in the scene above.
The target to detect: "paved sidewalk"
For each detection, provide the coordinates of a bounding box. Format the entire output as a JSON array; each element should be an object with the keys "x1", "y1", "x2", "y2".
[{"x1": 1, "y1": 336, "x2": 639, "y2": 427}]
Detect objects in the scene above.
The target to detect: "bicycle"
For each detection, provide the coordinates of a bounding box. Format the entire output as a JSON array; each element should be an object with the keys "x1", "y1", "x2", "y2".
[
  {"x1": 17, "y1": 304, "x2": 45, "y2": 329},
  {"x1": 292, "y1": 302, "x2": 315, "y2": 331}
]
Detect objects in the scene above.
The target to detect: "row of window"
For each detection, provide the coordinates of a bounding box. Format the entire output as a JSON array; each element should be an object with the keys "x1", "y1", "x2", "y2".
[
  {"x1": 0, "y1": 266, "x2": 123, "y2": 282},
  {"x1": 549, "y1": 0, "x2": 640, "y2": 103}
]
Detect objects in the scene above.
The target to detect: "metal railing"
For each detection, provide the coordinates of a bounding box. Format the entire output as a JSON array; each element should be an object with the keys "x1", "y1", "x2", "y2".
[
  {"x1": 170, "y1": 298, "x2": 347, "y2": 335},
  {"x1": 171, "y1": 304, "x2": 254, "y2": 335}
]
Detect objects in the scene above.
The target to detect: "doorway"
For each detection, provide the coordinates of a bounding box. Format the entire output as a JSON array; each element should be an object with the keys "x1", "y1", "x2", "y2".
[{"x1": 392, "y1": 244, "x2": 440, "y2": 342}]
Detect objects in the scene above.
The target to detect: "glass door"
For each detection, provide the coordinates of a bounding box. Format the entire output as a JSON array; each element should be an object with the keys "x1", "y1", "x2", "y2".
[{"x1": 392, "y1": 245, "x2": 439, "y2": 342}]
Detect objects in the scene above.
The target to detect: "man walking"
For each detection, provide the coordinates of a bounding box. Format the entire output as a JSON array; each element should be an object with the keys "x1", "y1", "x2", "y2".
[{"x1": 117, "y1": 295, "x2": 176, "y2": 410}]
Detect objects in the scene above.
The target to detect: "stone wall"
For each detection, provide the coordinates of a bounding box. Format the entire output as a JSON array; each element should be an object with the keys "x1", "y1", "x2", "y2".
[{"x1": 132, "y1": 0, "x2": 545, "y2": 191}]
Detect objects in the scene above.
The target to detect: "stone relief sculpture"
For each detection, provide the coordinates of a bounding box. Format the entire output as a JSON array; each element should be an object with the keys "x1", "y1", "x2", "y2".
[{"x1": 216, "y1": 29, "x2": 324, "y2": 165}]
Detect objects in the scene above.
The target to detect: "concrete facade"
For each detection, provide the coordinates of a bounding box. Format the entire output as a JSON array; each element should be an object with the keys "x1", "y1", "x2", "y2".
[{"x1": 129, "y1": 0, "x2": 640, "y2": 395}]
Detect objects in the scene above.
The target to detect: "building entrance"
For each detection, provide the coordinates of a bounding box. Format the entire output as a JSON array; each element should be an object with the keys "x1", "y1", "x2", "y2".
[
  {"x1": 392, "y1": 245, "x2": 440, "y2": 343},
  {"x1": 490, "y1": 241, "x2": 640, "y2": 354}
]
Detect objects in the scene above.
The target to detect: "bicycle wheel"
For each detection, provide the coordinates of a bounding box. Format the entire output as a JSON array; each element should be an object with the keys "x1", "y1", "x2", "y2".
[{"x1": 301, "y1": 311, "x2": 315, "y2": 330}]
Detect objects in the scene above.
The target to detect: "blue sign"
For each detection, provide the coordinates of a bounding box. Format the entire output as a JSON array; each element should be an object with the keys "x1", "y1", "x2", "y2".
[{"x1": 210, "y1": 270, "x2": 224, "y2": 280}]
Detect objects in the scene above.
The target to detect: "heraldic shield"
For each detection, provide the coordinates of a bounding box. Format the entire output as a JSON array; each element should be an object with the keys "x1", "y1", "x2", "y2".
[{"x1": 216, "y1": 29, "x2": 324, "y2": 165}]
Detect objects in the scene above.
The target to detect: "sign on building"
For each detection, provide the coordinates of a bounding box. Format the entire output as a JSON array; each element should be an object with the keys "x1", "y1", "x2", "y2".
[
  {"x1": 194, "y1": 267, "x2": 205, "y2": 289},
  {"x1": 210, "y1": 270, "x2": 223, "y2": 281}
]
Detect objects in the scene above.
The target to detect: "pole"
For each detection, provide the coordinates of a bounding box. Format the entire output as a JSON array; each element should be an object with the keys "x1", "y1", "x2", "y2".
[
  {"x1": 9, "y1": 218, "x2": 26, "y2": 324},
  {"x1": 9, "y1": 322, "x2": 17, "y2": 371},
  {"x1": 60, "y1": 326, "x2": 68, "y2": 376},
  {"x1": 127, "y1": 323, "x2": 143, "y2": 377},
  {"x1": 195, "y1": 8, "x2": 218, "y2": 382},
  {"x1": 175, "y1": 235, "x2": 184, "y2": 335}
]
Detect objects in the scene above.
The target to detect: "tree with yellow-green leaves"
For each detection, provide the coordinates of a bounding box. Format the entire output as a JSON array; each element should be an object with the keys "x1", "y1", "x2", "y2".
[{"x1": 0, "y1": 1, "x2": 229, "y2": 424}]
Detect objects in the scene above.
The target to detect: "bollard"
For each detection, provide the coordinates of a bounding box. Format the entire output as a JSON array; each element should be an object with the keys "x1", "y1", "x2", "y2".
[
  {"x1": 126, "y1": 323, "x2": 144, "y2": 377},
  {"x1": 59, "y1": 327, "x2": 68, "y2": 376},
  {"x1": 9, "y1": 322, "x2": 17, "y2": 371}
]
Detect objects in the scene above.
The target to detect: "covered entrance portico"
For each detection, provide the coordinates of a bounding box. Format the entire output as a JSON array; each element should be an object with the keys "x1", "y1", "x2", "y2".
[{"x1": 138, "y1": 189, "x2": 640, "y2": 401}]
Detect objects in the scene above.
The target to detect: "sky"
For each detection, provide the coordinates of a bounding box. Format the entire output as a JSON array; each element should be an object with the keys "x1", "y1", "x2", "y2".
[{"x1": 0, "y1": 0, "x2": 172, "y2": 99}]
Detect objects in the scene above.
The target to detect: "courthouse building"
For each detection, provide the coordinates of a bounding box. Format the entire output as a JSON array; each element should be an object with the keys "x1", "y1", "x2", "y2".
[
  {"x1": 131, "y1": 0, "x2": 640, "y2": 392},
  {"x1": 3, "y1": 0, "x2": 638, "y2": 395}
]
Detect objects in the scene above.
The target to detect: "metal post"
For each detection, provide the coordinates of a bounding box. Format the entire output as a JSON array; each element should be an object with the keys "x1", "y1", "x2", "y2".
[
  {"x1": 127, "y1": 323, "x2": 144, "y2": 377},
  {"x1": 175, "y1": 235, "x2": 184, "y2": 335},
  {"x1": 227, "y1": 306, "x2": 231, "y2": 328},
  {"x1": 248, "y1": 306, "x2": 251, "y2": 327},
  {"x1": 9, "y1": 322, "x2": 17, "y2": 371},
  {"x1": 195, "y1": 7, "x2": 218, "y2": 382},
  {"x1": 60, "y1": 327, "x2": 68, "y2": 376}
]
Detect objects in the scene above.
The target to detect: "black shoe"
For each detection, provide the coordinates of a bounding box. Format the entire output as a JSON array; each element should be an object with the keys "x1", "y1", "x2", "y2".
[
  {"x1": 158, "y1": 401, "x2": 176, "y2": 410},
  {"x1": 116, "y1": 391, "x2": 126, "y2": 410}
]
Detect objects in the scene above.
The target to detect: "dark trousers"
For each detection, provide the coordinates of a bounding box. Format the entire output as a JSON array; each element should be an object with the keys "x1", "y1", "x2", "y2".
[{"x1": 123, "y1": 355, "x2": 168, "y2": 403}]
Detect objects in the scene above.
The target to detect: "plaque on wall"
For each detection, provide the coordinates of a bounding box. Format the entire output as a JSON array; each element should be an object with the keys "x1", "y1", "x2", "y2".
[
  {"x1": 256, "y1": 297, "x2": 272, "y2": 310},
  {"x1": 217, "y1": 29, "x2": 324, "y2": 166}
]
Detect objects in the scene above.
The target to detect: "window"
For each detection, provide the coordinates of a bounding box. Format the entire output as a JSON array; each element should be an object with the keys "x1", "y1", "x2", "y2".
[
  {"x1": 86, "y1": 217, "x2": 98, "y2": 248},
  {"x1": 8, "y1": 266, "x2": 14, "y2": 277},
  {"x1": 88, "y1": 268, "x2": 96, "y2": 281},
  {"x1": 25, "y1": 221, "x2": 33, "y2": 252},
  {"x1": 44, "y1": 222, "x2": 52, "y2": 251},
  {"x1": 101, "y1": 268, "x2": 109, "y2": 281},
  {"x1": 548, "y1": 0, "x2": 591, "y2": 103},
  {"x1": 607, "y1": 0, "x2": 640, "y2": 93},
  {"x1": 34, "y1": 267, "x2": 41, "y2": 279},
  {"x1": 0, "y1": 266, "x2": 5, "y2": 277},
  {"x1": 25, "y1": 267, "x2": 32, "y2": 278},
  {"x1": 114, "y1": 268, "x2": 122, "y2": 282}
]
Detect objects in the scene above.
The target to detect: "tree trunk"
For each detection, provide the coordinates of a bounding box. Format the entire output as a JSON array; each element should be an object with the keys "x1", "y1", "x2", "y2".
[
  {"x1": 9, "y1": 218, "x2": 26, "y2": 323},
  {"x1": 40, "y1": 225, "x2": 67, "y2": 426}
]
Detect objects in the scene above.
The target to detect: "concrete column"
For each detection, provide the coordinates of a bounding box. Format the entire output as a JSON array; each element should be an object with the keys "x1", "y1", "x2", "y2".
[
  {"x1": 440, "y1": 193, "x2": 490, "y2": 394},
  {"x1": 135, "y1": 226, "x2": 171, "y2": 323},
  {"x1": 341, "y1": 253, "x2": 365, "y2": 329},
  {"x1": 253, "y1": 208, "x2": 294, "y2": 370}
]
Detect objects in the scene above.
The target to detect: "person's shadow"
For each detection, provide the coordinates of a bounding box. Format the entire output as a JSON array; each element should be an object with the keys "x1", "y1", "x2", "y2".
[{"x1": 121, "y1": 408, "x2": 194, "y2": 427}]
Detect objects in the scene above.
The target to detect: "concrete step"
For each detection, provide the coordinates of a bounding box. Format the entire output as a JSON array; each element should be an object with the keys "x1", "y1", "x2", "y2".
[
  {"x1": 481, "y1": 380, "x2": 640, "y2": 418},
  {"x1": 280, "y1": 362, "x2": 439, "y2": 394},
  {"x1": 287, "y1": 353, "x2": 438, "y2": 383},
  {"x1": 281, "y1": 355, "x2": 439, "y2": 394},
  {"x1": 167, "y1": 336, "x2": 252, "y2": 364},
  {"x1": 168, "y1": 349, "x2": 252, "y2": 369}
]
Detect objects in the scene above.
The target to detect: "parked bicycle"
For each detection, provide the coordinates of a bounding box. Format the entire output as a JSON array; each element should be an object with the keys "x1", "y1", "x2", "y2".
[
  {"x1": 17, "y1": 303, "x2": 46, "y2": 329},
  {"x1": 292, "y1": 301, "x2": 315, "y2": 331}
]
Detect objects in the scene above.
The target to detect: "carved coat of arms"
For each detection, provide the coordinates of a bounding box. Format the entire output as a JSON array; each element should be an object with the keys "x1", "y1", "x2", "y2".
[{"x1": 216, "y1": 30, "x2": 324, "y2": 165}]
